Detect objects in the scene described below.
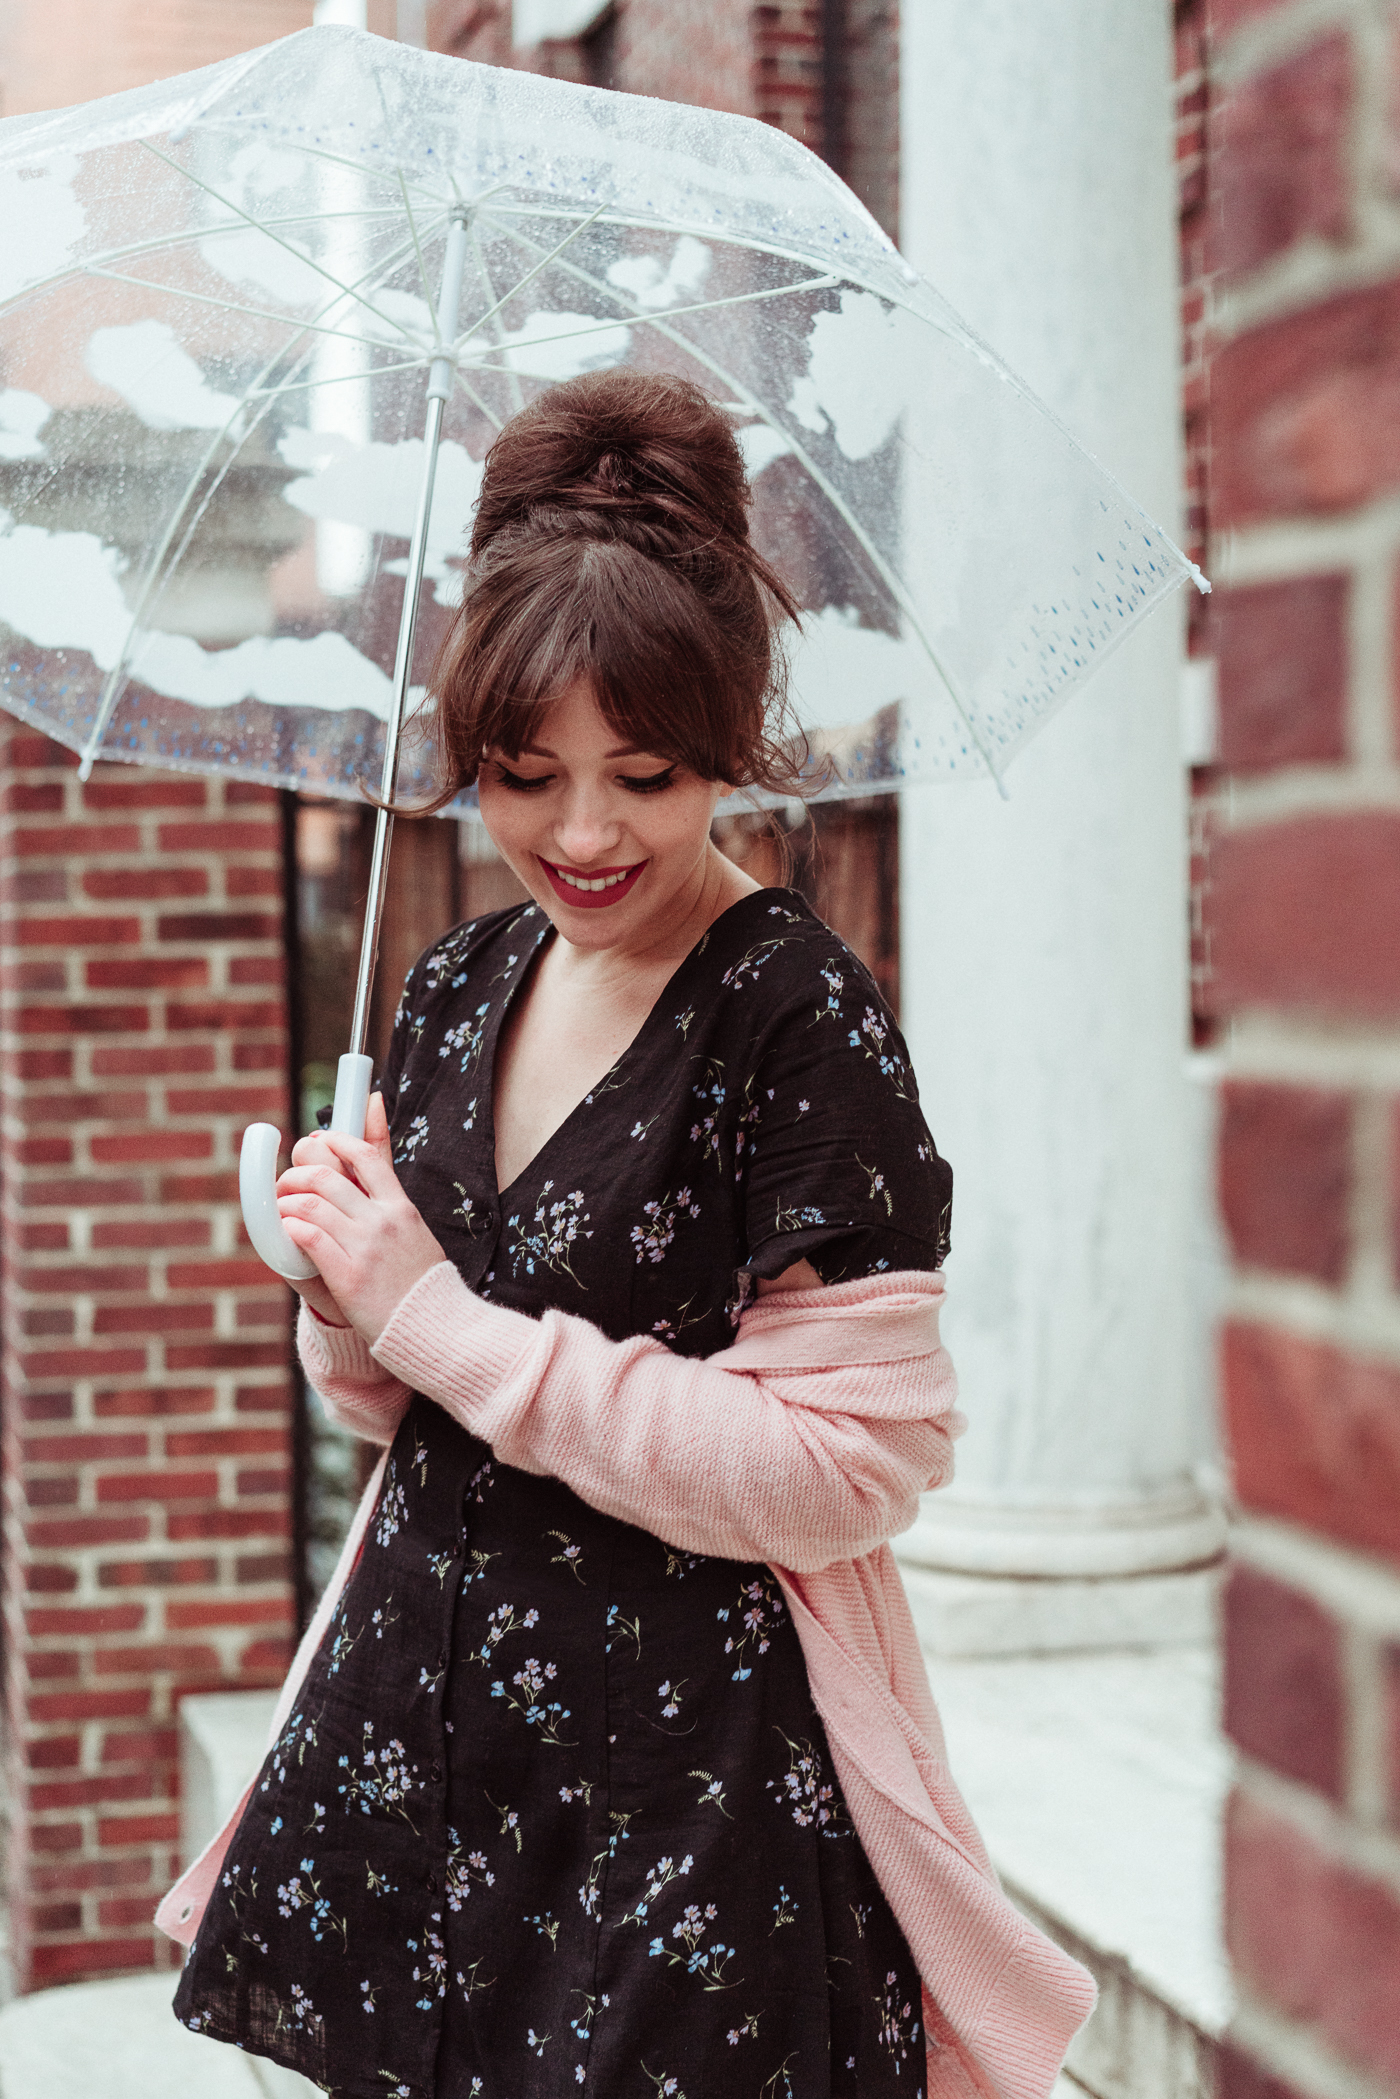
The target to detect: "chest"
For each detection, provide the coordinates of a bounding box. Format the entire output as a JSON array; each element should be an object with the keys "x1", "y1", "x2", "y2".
[{"x1": 491, "y1": 952, "x2": 673, "y2": 1194}]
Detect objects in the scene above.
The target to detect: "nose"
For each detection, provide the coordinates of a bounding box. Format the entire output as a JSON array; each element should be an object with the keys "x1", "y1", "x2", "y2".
[{"x1": 550, "y1": 781, "x2": 625, "y2": 866}]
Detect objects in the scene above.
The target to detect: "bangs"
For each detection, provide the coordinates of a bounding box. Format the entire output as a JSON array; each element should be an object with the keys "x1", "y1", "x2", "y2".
[{"x1": 438, "y1": 534, "x2": 773, "y2": 786}]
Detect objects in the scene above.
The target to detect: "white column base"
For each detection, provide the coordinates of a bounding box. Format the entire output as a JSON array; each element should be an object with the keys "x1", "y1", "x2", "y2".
[
  {"x1": 896, "y1": 1558, "x2": 1222, "y2": 1658},
  {"x1": 899, "y1": 1483, "x2": 1227, "y2": 1581}
]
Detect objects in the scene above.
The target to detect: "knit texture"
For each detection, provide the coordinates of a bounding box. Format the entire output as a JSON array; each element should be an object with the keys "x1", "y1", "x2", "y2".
[{"x1": 158, "y1": 1268, "x2": 1095, "y2": 2099}]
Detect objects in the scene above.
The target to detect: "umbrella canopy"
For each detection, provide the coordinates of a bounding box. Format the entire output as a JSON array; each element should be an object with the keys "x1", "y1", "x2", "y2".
[{"x1": 0, "y1": 24, "x2": 1199, "y2": 810}]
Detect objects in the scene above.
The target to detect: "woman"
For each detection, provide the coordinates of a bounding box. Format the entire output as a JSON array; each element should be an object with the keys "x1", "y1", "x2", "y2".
[{"x1": 166, "y1": 371, "x2": 1093, "y2": 2099}]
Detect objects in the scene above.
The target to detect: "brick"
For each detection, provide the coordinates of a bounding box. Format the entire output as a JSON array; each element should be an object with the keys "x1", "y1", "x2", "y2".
[
  {"x1": 25, "y1": 1476, "x2": 78, "y2": 1508},
  {"x1": 93, "y1": 1643, "x2": 220, "y2": 1677},
  {"x1": 1215, "y1": 36, "x2": 1351, "y2": 280},
  {"x1": 165, "y1": 1596, "x2": 291, "y2": 1629},
  {"x1": 91, "y1": 1044, "x2": 214, "y2": 1076},
  {"x1": 1216, "y1": 277, "x2": 1400, "y2": 524},
  {"x1": 10, "y1": 823, "x2": 140, "y2": 857},
  {"x1": 226, "y1": 865, "x2": 282, "y2": 897},
  {"x1": 165, "y1": 1000, "x2": 282, "y2": 1032},
  {"x1": 166, "y1": 1509, "x2": 288, "y2": 1542},
  {"x1": 8, "y1": 1135, "x2": 72, "y2": 1167},
  {"x1": 30, "y1": 1771, "x2": 159, "y2": 1813},
  {"x1": 15, "y1": 914, "x2": 140, "y2": 948},
  {"x1": 157, "y1": 911, "x2": 279, "y2": 942},
  {"x1": 1218, "y1": 1083, "x2": 1351, "y2": 1282},
  {"x1": 1211, "y1": 0, "x2": 1292, "y2": 33},
  {"x1": 1223, "y1": 1322, "x2": 1400, "y2": 1563},
  {"x1": 236, "y1": 1552, "x2": 292, "y2": 1584},
  {"x1": 10, "y1": 1049, "x2": 72, "y2": 1080},
  {"x1": 29, "y1": 1516, "x2": 149, "y2": 1549},
  {"x1": 2, "y1": 781, "x2": 64, "y2": 813},
  {"x1": 18, "y1": 1223, "x2": 70, "y2": 1250},
  {"x1": 224, "y1": 781, "x2": 281, "y2": 805},
  {"x1": 24, "y1": 1604, "x2": 145, "y2": 1636},
  {"x1": 81, "y1": 778, "x2": 205, "y2": 810},
  {"x1": 156, "y1": 821, "x2": 277, "y2": 852},
  {"x1": 163, "y1": 1089, "x2": 283, "y2": 1120},
  {"x1": 1224, "y1": 1564, "x2": 1345, "y2": 1798},
  {"x1": 1203, "y1": 813, "x2": 1400, "y2": 1018},
  {"x1": 94, "y1": 1386, "x2": 215, "y2": 1419},
  {"x1": 158, "y1": 1171, "x2": 240, "y2": 1204},
  {"x1": 95, "y1": 1470, "x2": 219, "y2": 1505},
  {"x1": 24, "y1": 1564, "x2": 78, "y2": 1593},
  {"x1": 29, "y1": 1823, "x2": 82, "y2": 1854},
  {"x1": 82, "y1": 866, "x2": 208, "y2": 900},
  {"x1": 25, "y1": 1091, "x2": 148, "y2": 1126},
  {"x1": 165, "y1": 1341, "x2": 287, "y2": 1371},
  {"x1": 29, "y1": 1938, "x2": 154, "y2": 1984},
  {"x1": 90, "y1": 1129, "x2": 213, "y2": 1165},
  {"x1": 19, "y1": 1179, "x2": 146, "y2": 1210},
  {"x1": 5, "y1": 960, "x2": 67, "y2": 992},
  {"x1": 91, "y1": 1220, "x2": 210, "y2": 1250},
  {"x1": 21, "y1": 1391, "x2": 75, "y2": 1421},
  {"x1": 29, "y1": 1689, "x2": 151, "y2": 1724},
  {"x1": 232, "y1": 1040, "x2": 283, "y2": 1071},
  {"x1": 1227, "y1": 1788, "x2": 1400, "y2": 2085},
  {"x1": 31, "y1": 1903, "x2": 82, "y2": 1933},
  {"x1": 27, "y1": 1735, "x2": 80, "y2": 1769},
  {"x1": 166, "y1": 1426, "x2": 286, "y2": 1457},
  {"x1": 25, "y1": 1432, "x2": 146, "y2": 1462},
  {"x1": 19, "y1": 1265, "x2": 150, "y2": 1297},
  {"x1": 229, "y1": 955, "x2": 284, "y2": 986},
  {"x1": 1213, "y1": 576, "x2": 1349, "y2": 769},
  {"x1": 236, "y1": 1467, "x2": 291, "y2": 1497},
  {"x1": 18, "y1": 1345, "x2": 146, "y2": 1379},
  {"x1": 17, "y1": 1004, "x2": 148, "y2": 1037},
  {"x1": 86, "y1": 956, "x2": 208, "y2": 991},
  {"x1": 97, "y1": 1557, "x2": 217, "y2": 1589},
  {"x1": 3, "y1": 871, "x2": 70, "y2": 912},
  {"x1": 239, "y1": 1635, "x2": 294, "y2": 1674},
  {"x1": 21, "y1": 1309, "x2": 75, "y2": 1339},
  {"x1": 98, "y1": 1727, "x2": 179, "y2": 1765}
]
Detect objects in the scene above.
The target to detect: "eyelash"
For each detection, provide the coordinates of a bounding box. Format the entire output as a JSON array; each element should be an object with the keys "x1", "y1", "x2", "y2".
[{"x1": 495, "y1": 765, "x2": 677, "y2": 796}]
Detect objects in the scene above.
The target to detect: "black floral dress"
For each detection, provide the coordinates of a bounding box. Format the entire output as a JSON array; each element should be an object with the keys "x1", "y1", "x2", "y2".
[{"x1": 176, "y1": 888, "x2": 953, "y2": 2099}]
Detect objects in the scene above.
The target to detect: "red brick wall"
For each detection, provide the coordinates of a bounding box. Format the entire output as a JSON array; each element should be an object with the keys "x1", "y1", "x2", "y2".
[
  {"x1": 0, "y1": 733, "x2": 296, "y2": 1990},
  {"x1": 1200, "y1": 3, "x2": 1400, "y2": 2092}
]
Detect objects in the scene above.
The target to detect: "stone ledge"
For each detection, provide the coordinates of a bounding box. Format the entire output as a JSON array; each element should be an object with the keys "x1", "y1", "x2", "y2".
[{"x1": 922, "y1": 1641, "x2": 1232, "y2": 2099}]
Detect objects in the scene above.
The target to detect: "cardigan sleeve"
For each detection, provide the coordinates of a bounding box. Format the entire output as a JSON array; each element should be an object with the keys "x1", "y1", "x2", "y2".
[
  {"x1": 369, "y1": 1262, "x2": 959, "y2": 1573},
  {"x1": 297, "y1": 1303, "x2": 411, "y2": 1447}
]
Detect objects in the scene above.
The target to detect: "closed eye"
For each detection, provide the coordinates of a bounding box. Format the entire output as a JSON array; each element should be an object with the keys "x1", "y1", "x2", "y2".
[
  {"x1": 495, "y1": 765, "x2": 555, "y2": 793},
  {"x1": 618, "y1": 767, "x2": 677, "y2": 794}
]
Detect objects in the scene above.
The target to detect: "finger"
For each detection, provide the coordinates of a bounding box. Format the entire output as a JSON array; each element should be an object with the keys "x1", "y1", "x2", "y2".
[
  {"x1": 364, "y1": 1090, "x2": 391, "y2": 1154},
  {"x1": 320, "y1": 1128, "x2": 402, "y2": 1200},
  {"x1": 277, "y1": 1163, "x2": 367, "y2": 1220},
  {"x1": 291, "y1": 1131, "x2": 344, "y2": 1172}
]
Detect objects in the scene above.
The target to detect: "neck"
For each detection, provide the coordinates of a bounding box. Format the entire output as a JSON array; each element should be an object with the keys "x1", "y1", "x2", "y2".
[{"x1": 549, "y1": 843, "x2": 759, "y2": 989}]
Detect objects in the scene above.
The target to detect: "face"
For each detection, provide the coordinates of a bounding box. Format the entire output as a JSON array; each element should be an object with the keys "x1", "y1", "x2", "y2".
[{"x1": 476, "y1": 676, "x2": 732, "y2": 953}]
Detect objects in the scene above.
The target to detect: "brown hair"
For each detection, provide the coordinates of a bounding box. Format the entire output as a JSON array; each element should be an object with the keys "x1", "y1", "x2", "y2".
[{"x1": 426, "y1": 369, "x2": 808, "y2": 803}]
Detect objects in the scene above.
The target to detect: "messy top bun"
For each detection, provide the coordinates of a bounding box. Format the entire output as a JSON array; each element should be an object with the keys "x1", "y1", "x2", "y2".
[{"x1": 428, "y1": 368, "x2": 806, "y2": 801}]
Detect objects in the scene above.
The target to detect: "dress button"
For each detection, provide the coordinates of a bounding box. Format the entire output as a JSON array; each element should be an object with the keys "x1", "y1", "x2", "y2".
[
  {"x1": 426, "y1": 1873, "x2": 438, "y2": 1894},
  {"x1": 430, "y1": 1762, "x2": 442, "y2": 1782},
  {"x1": 436, "y1": 1650, "x2": 446, "y2": 1671}
]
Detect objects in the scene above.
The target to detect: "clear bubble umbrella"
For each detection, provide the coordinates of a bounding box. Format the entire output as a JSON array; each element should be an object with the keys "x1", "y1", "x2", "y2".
[{"x1": 0, "y1": 24, "x2": 1204, "y2": 1280}]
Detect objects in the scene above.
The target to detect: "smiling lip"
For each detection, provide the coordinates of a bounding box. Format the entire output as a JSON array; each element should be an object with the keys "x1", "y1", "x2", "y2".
[{"x1": 538, "y1": 857, "x2": 648, "y2": 909}]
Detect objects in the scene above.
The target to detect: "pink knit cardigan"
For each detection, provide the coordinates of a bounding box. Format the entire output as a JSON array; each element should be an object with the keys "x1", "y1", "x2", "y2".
[{"x1": 157, "y1": 1265, "x2": 1095, "y2": 2099}]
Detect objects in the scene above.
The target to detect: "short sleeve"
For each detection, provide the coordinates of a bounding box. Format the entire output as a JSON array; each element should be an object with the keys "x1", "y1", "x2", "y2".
[{"x1": 740, "y1": 939, "x2": 953, "y2": 1287}]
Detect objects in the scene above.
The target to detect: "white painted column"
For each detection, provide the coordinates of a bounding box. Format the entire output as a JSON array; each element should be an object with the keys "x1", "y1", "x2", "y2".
[{"x1": 896, "y1": 0, "x2": 1224, "y2": 1652}]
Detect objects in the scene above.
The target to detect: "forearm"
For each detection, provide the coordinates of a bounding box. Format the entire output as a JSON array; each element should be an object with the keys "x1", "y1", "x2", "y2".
[
  {"x1": 370, "y1": 1264, "x2": 958, "y2": 1570},
  {"x1": 297, "y1": 1303, "x2": 410, "y2": 1447}
]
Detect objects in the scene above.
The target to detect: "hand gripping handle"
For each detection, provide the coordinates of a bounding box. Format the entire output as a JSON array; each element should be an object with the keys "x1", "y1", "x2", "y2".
[{"x1": 239, "y1": 1052, "x2": 374, "y2": 1282}]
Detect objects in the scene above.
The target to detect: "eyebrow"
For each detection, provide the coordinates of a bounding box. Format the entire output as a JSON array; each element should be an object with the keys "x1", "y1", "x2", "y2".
[{"x1": 517, "y1": 743, "x2": 663, "y2": 762}]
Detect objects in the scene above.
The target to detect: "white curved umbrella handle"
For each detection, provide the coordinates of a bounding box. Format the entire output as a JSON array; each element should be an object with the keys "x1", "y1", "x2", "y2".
[{"x1": 239, "y1": 1052, "x2": 374, "y2": 1281}]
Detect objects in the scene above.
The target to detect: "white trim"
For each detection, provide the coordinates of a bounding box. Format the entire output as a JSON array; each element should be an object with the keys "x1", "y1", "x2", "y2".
[{"x1": 513, "y1": 0, "x2": 611, "y2": 46}]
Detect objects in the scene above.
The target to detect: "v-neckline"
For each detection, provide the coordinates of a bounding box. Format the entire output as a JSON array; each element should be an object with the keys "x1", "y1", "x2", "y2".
[{"x1": 484, "y1": 885, "x2": 789, "y2": 1205}]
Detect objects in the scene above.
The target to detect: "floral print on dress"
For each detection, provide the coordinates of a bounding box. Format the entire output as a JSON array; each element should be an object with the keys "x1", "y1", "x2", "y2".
[{"x1": 177, "y1": 886, "x2": 943, "y2": 2099}]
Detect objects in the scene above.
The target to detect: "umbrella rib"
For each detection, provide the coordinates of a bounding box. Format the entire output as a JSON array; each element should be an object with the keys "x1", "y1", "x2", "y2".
[
  {"x1": 75, "y1": 220, "x2": 441, "y2": 776},
  {"x1": 251, "y1": 355, "x2": 429, "y2": 399},
  {"x1": 79, "y1": 264, "x2": 434, "y2": 357},
  {"x1": 449, "y1": 268, "x2": 840, "y2": 365},
  {"x1": 397, "y1": 168, "x2": 439, "y2": 329},
  {"x1": 499, "y1": 226, "x2": 1004, "y2": 784},
  {"x1": 453, "y1": 201, "x2": 610, "y2": 354},
  {"x1": 467, "y1": 219, "x2": 524, "y2": 417},
  {"x1": 139, "y1": 141, "x2": 424, "y2": 348},
  {"x1": 451, "y1": 367, "x2": 505, "y2": 433}
]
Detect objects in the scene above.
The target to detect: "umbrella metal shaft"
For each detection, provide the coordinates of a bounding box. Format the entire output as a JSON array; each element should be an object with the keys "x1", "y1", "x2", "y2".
[{"x1": 347, "y1": 205, "x2": 471, "y2": 1063}]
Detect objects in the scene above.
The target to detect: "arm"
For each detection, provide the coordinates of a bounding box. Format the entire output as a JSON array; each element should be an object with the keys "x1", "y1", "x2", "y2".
[
  {"x1": 369, "y1": 1262, "x2": 959, "y2": 1573},
  {"x1": 297, "y1": 1303, "x2": 410, "y2": 1447}
]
